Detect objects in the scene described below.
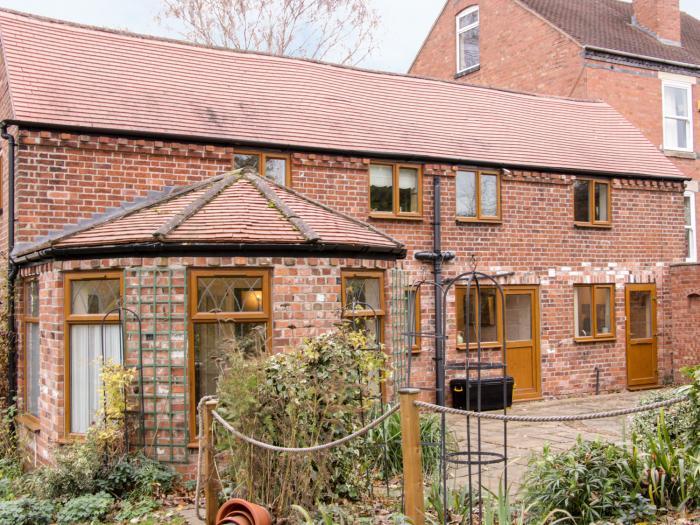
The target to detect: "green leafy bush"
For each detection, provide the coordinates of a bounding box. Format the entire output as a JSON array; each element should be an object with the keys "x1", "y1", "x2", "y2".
[
  {"x1": 636, "y1": 410, "x2": 700, "y2": 511},
  {"x1": 216, "y1": 325, "x2": 387, "y2": 518},
  {"x1": 368, "y1": 411, "x2": 453, "y2": 480},
  {"x1": 56, "y1": 491, "x2": 113, "y2": 525},
  {"x1": 630, "y1": 388, "x2": 696, "y2": 447},
  {"x1": 113, "y1": 498, "x2": 160, "y2": 522},
  {"x1": 522, "y1": 439, "x2": 652, "y2": 524},
  {"x1": 29, "y1": 439, "x2": 178, "y2": 500},
  {"x1": 0, "y1": 497, "x2": 53, "y2": 525}
]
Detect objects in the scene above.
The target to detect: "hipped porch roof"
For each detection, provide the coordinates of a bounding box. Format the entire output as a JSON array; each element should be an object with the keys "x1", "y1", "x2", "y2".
[{"x1": 13, "y1": 170, "x2": 405, "y2": 261}]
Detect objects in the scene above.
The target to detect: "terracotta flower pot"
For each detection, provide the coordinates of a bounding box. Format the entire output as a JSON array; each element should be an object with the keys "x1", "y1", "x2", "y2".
[{"x1": 216, "y1": 498, "x2": 272, "y2": 525}]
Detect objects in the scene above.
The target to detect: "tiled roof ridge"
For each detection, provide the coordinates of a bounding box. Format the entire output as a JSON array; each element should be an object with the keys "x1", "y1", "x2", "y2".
[
  {"x1": 0, "y1": 6, "x2": 609, "y2": 106},
  {"x1": 244, "y1": 173, "x2": 321, "y2": 243},
  {"x1": 153, "y1": 172, "x2": 238, "y2": 240}
]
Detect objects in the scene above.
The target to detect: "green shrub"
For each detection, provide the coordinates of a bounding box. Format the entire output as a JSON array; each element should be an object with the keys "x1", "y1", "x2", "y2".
[
  {"x1": 29, "y1": 444, "x2": 178, "y2": 500},
  {"x1": 113, "y1": 497, "x2": 160, "y2": 522},
  {"x1": 521, "y1": 439, "x2": 652, "y2": 524},
  {"x1": 56, "y1": 492, "x2": 113, "y2": 525},
  {"x1": 368, "y1": 411, "x2": 453, "y2": 480},
  {"x1": 630, "y1": 388, "x2": 696, "y2": 447},
  {"x1": 216, "y1": 325, "x2": 387, "y2": 518},
  {"x1": 0, "y1": 497, "x2": 53, "y2": 525},
  {"x1": 635, "y1": 410, "x2": 700, "y2": 511}
]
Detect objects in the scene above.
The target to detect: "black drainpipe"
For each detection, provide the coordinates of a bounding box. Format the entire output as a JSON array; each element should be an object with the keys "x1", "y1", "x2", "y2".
[
  {"x1": 415, "y1": 175, "x2": 454, "y2": 406},
  {"x1": 1, "y1": 123, "x2": 17, "y2": 404},
  {"x1": 433, "y1": 175, "x2": 445, "y2": 406}
]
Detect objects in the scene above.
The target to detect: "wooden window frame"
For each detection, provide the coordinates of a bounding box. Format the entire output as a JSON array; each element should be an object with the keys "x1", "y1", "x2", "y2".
[
  {"x1": 684, "y1": 191, "x2": 697, "y2": 262},
  {"x1": 574, "y1": 284, "x2": 616, "y2": 342},
  {"x1": 455, "y1": 285, "x2": 503, "y2": 351},
  {"x1": 368, "y1": 162, "x2": 423, "y2": 220},
  {"x1": 456, "y1": 5, "x2": 480, "y2": 74},
  {"x1": 573, "y1": 178, "x2": 612, "y2": 228},
  {"x1": 456, "y1": 169, "x2": 502, "y2": 223},
  {"x1": 233, "y1": 149, "x2": 292, "y2": 186},
  {"x1": 63, "y1": 271, "x2": 124, "y2": 438},
  {"x1": 341, "y1": 270, "x2": 386, "y2": 343},
  {"x1": 188, "y1": 268, "x2": 272, "y2": 441},
  {"x1": 19, "y1": 279, "x2": 40, "y2": 430}
]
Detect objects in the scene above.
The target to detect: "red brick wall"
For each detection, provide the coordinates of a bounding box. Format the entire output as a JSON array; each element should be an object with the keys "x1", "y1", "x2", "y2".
[
  {"x1": 670, "y1": 263, "x2": 700, "y2": 377},
  {"x1": 10, "y1": 128, "x2": 689, "y2": 473},
  {"x1": 409, "y1": 0, "x2": 586, "y2": 97}
]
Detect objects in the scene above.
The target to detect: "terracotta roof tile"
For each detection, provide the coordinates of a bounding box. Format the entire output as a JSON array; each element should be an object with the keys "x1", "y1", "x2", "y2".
[
  {"x1": 0, "y1": 8, "x2": 684, "y2": 180},
  {"x1": 13, "y1": 170, "x2": 404, "y2": 258},
  {"x1": 519, "y1": 0, "x2": 700, "y2": 66}
]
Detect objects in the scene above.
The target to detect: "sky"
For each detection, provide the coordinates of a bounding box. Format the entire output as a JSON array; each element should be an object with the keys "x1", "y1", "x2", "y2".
[{"x1": 1, "y1": 0, "x2": 699, "y2": 73}]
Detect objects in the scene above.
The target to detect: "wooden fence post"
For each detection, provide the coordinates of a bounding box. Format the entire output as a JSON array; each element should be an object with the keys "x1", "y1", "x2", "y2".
[
  {"x1": 399, "y1": 388, "x2": 425, "y2": 525},
  {"x1": 203, "y1": 399, "x2": 220, "y2": 525}
]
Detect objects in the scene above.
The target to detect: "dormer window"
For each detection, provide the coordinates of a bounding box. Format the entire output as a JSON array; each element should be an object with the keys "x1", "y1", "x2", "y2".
[{"x1": 456, "y1": 6, "x2": 480, "y2": 74}]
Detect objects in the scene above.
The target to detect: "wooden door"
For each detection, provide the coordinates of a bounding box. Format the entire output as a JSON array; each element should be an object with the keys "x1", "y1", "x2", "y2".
[
  {"x1": 504, "y1": 287, "x2": 541, "y2": 400},
  {"x1": 625, "y1": 284, "x2": 658, "y2": 388}
]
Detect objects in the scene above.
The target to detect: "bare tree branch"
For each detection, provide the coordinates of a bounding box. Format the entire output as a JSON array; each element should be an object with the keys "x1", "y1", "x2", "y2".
[{"x1": 158, "y1": 0, "x2": 379, "y2": 65}]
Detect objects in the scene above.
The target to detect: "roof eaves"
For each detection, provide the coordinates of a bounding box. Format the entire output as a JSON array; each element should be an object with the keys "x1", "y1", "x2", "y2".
[{"x1": 584, "y1": 44, "x2": 700, "y2": 71}]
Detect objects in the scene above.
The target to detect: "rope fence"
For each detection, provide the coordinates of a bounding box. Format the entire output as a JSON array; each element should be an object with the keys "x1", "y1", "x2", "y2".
[
  {"x1": 194, "y1": 391, "x2": 691, "y2": 524},
  {"x1": 414, "y1": 395, "x2": 688, "y2": 422}
]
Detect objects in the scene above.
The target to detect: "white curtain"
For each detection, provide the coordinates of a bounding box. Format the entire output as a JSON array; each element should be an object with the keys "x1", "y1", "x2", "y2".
[
  {"x1": 70, "y1": 324, "x2": 122, "y2": 433},
  {"x1": 26, "y1": 323, "x2": 40, "y2": 417}
]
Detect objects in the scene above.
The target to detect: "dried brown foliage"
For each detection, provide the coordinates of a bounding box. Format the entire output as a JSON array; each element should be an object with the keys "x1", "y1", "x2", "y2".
[{"x1": 158, "y1": 0, "x2": 380, "y2": 65}]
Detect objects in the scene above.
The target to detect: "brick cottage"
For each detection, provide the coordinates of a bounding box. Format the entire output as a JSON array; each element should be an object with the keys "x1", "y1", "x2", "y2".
[
  {"x1": 410, "y1": 0, "x2": 700, "y2": 349},
  {"x1": 0, "y1": 8, "x2": 693, "y2": 471}
]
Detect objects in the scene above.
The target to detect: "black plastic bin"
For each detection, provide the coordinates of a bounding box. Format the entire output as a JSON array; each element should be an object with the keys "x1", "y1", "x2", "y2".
[{"x1": 449, "y1": 376, "x2": 514, "y2": 411}]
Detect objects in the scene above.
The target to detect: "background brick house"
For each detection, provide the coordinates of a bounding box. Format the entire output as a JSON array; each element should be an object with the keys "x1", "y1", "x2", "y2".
[
  {"x1": 411, "y1": 0, "x2": 700, "y2": 262},
  {"x1": 0, "y1": 9, "x2": 693, "y2": 471}
]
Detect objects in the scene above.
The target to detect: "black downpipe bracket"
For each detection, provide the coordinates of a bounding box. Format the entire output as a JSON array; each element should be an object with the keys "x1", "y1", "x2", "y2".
[{"x1": 1, "y1": 123, "x2": 17, "y2": 405}]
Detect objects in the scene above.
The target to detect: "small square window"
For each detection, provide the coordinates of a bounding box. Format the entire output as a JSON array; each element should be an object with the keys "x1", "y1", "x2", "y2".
[
  {"x1": 369, "y1": 163, "x2": 422, "y2": 218},
  {"x1": 234, "y1": 151, "x2": 290, "y2": 186},
  {"x1": 456, "y1": 170, "x2": 501, "y2": 222},
  {"x1": 574, "y1": 179, "x2": 611, "y2": 227},
  {"x1": 574, "y1": 284, "x2": 615, "y2": 341}
]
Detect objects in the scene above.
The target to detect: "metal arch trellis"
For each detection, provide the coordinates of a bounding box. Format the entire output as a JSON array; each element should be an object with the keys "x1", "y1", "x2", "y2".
[
  {"x1": 99, "y1": 302, "x2": 145, "y2": 453},
  {"x1": 340, "y1": 295, "x2": 393, "y2": 497},
  {"x1": 404, "y1": 260, "x2": 510, "y2": 525}
]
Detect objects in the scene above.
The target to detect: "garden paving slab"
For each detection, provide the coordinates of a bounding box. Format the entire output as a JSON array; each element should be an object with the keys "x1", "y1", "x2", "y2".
[{"x1": 447, "y1": 388, "x2": 666, "y2": 493}]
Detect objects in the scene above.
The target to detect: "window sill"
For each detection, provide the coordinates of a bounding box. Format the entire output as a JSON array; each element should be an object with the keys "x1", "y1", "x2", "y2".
[
  {"x1": 456, "y1": 217, "x2": 502, "y2": 225},
  {"x1": 17, "y1": 414, "x2": 40, "y2": 433},
  {"x1": 574, "y1": 336, "x2": 616, "y2": 344},
  {"x1": 574, "y1": 222, "x2": 612, "y2": 229},
  {"x1": 455, "y1": 65, "x2": 480, "y2": 79},
  {"x1": 369, "y1": 213, "x2": 423, "y2": 221},
  {"x1": 663, "y1": 148, "x2": 696, "y2": 160},
  {"x1": 456, "y1": 344, "x2": 502, "y2": 351}
]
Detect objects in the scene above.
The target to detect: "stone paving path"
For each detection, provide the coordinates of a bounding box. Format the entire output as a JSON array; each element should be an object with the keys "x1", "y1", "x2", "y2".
[
  {"x1": 446, "y1": 389, "x2": 660, "y2": 493},
  {"x1": 179, "y1": 389, "x2": 666, "y2": 522}
]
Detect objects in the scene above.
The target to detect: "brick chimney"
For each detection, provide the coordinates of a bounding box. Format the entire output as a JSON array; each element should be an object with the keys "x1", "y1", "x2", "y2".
[{"x1": 632, "y1": 0, "x2": 681, "y2": 46}]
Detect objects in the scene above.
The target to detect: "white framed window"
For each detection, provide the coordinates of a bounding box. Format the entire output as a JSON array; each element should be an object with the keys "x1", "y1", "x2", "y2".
[
  {"x1": 662, "y1": 80, "x2": 693, "y2": 152},
  {"x1": 685, "y1": 190, "x2": 697, "y2": 262},
  {"x1": 456, "y1": 6, "x2": 480, "y2": 74}
]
